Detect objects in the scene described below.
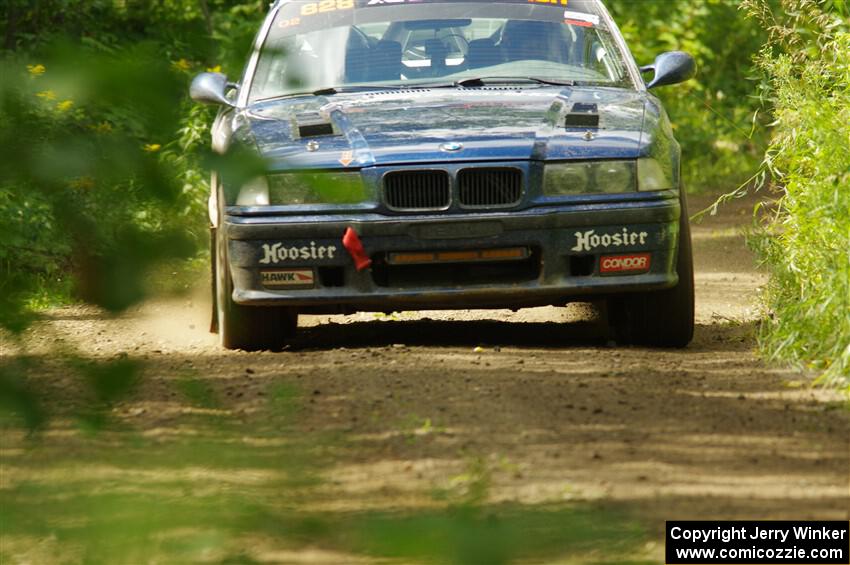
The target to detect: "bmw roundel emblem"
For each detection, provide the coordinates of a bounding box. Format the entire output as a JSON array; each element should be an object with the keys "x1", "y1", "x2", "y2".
[{"x1": 440, "y1": 141, "x2": 463, "y2": 152}]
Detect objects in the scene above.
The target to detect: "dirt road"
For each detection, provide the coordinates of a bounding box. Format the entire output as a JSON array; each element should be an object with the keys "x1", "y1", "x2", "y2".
[{"x1": 2, "y1": 193, "x2": 848, "y2": 563}]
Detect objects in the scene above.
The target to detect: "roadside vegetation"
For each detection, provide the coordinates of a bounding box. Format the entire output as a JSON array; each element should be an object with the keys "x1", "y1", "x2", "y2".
[
  {"x1": 607, "y1": 0, "x2": 774, "y2": 192},
  {"x1": 743, "y1": 0, "x2": 850, "y2": 388}
]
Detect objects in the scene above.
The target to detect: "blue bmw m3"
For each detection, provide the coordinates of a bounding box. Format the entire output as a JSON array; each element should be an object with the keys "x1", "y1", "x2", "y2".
[{"x1": 191, "y1": 0, "x2": 697, "y2": 350}]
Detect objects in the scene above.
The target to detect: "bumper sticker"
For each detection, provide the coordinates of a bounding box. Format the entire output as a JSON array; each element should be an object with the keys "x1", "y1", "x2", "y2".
[
  {"x1": 600, "y1": 253, "x2": 651, "y2": 274},
  {"x1": 261, "y1": 269, "x2": 316, "y2": 288},
  {"x1": 260, "y1": 242, "x2": 338, "y2": 264},
  {"x1": 571, "y1": 227, "x2": 649, "y2": 253}
]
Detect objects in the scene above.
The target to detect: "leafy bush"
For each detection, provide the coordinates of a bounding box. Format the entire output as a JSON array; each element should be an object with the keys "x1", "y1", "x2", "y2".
[
  {"x1": 744, "y1": 0, "x2": 850, "y2": 387},
  {"x1": 0, "y1": 46, "x2": 198, "y2": 329},
  {"x1": 0, "y1": 1, "x2": 266, "y2": 327},
  {"x1": 607, "y1": 0, "x2": 774, "y2": 192}
]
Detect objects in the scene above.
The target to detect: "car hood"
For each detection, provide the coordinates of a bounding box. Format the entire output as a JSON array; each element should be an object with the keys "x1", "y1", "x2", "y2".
[{"x1": 242, "y1": 87, "x2": 648, "y2": 169}]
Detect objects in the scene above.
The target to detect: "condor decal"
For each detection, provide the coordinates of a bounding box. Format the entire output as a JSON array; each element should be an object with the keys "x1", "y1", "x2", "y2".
[
  {"x1": 600, "y1": 253, "x2": 651, "y2": 275},
  {"x1": 261, "y1": 269, "x2": 316, "y2": 288}
]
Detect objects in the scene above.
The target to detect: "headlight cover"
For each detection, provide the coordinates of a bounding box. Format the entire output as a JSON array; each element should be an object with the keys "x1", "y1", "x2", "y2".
[
  {"x1": 637, "y1": 158, "x2": 673, "y2": 192},
  {"x1": 269, "y1": 171, "x2": 366, "y2": 205},
  {"x1": 236, "y1": 176, "x2": 270, "y2": 206},
  {"x1": 543, "y1": 160, "x2": 636, "y2": 195}
]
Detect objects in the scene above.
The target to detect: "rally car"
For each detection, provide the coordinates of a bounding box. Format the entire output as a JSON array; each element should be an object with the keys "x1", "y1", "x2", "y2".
[{"x1": 191, "y1": 0, "x2": 697, "y2": 351}]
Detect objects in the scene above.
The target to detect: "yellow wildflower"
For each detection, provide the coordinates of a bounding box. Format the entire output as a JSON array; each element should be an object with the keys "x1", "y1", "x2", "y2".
[
  {"x1": 207, "y1": 65, "x2": 222, "y2": 73},
  {"x1": 36, "y1": 90, "x2": 57, "y2": 101},
  {"x1": 27, "y1": 64, "x2": 46, "y2": 77},
  {"x1": 143, "y1": 143, "x2": 162, "y2": 153},
  {"x1": 56, "y1": 100, "x2": 74, "y2": 112},
  {"x1": 93, "y1": 121, "x2": 113, "y2": 134},
  {"x1": 172, "y1": 58, "x2": 192, "y2": 72}
]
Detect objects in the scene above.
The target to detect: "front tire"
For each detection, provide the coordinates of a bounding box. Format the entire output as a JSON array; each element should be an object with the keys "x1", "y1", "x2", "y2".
[
  {"x1": 608, "y1": 195, "x2": 695, "y2": 348},
  {"x1": 214, "y1": 225, "x2": 298, "y2": 351}
]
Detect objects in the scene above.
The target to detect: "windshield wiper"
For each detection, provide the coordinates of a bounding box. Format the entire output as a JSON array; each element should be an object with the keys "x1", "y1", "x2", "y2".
[
  {"x1": 254, "y1": 78, "x2": 577, "y2": 103},
  {"x1": 455, "y1": 77, "x2": 576, "y2": 87},
  {"x1": 310, "y1": 85, "x2": 404, "y2": 96},
  {"x1": 255, "y1": 85, "x2": 405, "y2": 102}
]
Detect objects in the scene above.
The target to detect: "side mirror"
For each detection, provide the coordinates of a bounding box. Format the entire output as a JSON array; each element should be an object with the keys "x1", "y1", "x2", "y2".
[
  {"x1": 640, "y1": 51, "x2": 696, "y2": 89},
  {"x1": 190, "y1": 72, "x2": 236, "y2": 106}
]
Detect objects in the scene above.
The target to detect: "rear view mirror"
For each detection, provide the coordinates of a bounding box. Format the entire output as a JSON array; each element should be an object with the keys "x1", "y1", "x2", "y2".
[
  {"x1": 641, "y1": 51, "x2": 696, "y2": 89},
  {"x1": 190, "y1": 72, "x2": 235, "y2": 106}
]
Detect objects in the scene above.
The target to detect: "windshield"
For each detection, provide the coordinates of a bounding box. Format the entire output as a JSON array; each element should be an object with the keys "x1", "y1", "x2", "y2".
[{"x1": 248, "y1": 0, "x2": 635, "y2": 102}]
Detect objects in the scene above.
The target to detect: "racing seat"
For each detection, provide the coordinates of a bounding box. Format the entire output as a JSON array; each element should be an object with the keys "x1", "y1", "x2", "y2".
[
  {"x1": 500, "y1": 20, "x2": 562, "y2": 63},
  {"x1": 367, "y1": 40, "x2": 402, "y2": 82},
  {"x1": 466, "y1": 38, "x2": 501, "y2": 69},
  {"x1": 345, "y1": 28, "x2": 372, "y2": 83},
  {"x1": 345, "y1": 45, "x2": 371, "y2": 83}
]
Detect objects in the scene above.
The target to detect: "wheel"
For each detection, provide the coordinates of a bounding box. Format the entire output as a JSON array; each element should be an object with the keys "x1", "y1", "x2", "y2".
[
  {"x1": 608, "y1": 194, "x2": 695, "y2": 348},
  {"x1": 213, "y1": 224, "x2": 298, "y2": 352}
]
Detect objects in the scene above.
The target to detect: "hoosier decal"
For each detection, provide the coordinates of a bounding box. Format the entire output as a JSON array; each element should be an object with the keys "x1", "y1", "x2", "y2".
[
  {"x1": 571, "y1": 228, "x2": 649, "y2": 253},
  {"x1": 260, "y1": 242, "x2": 338, "y2": 264}
]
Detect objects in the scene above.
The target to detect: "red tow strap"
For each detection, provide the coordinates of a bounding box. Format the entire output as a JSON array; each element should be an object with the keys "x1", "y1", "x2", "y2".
[{"x1": 342, "y1": 227, "x2": 372, "y2": 271}]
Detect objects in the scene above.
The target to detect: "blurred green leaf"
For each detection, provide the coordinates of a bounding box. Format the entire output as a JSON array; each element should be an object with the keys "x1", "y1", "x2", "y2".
[{"x1": 0, "y1": 363, "x2": 46, "y2": 431}]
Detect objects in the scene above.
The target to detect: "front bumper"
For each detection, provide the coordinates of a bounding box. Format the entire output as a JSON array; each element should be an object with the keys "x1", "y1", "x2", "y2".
[{"x1": 223, "y1": 191, "x2": 681, "y2": 313}]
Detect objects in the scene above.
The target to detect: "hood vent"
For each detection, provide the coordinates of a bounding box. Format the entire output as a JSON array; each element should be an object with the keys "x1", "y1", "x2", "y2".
[
  {"x1": 564, "y1": 103, "x2": 599, "y2": 128},
  {"x1": 293, "y1": 112, "x2": 335, "y2": 138}
]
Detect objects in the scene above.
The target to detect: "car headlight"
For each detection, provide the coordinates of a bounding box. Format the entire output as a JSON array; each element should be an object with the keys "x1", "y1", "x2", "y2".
[
  {"x1": 637, "y1": 158, "x2": 673, "y2": 192},
  {"x1": 234, "y1": 172, "x2": 367, "y2": 206},
  {"x1": 543, "y1": 161, "x2": 636, "y2": 195},
  {"x1": 236, "y1": 176, "x2": 270, "y2": 206},
  {"x1": 269, "y1": 172, "x2": 366, "y2": 204}
]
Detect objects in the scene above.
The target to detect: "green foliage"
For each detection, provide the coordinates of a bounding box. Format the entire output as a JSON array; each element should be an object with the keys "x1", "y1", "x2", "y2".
[
  {"x1": 607, "y1": 0, "x2": 774, "y2": 191},
  {"x1": 76, "y1": 357, "x2": 142, "y2": 431},
  {"x1": 0, "y1": 46, "x2": 196, "y2": 327},
  {"x1": 0, "y1": 1, "x2": 267, "y2": 438},
  {"x1": 0, "y1": 359, "x2": 46, "y2": 431},
  {"x1": 744, "y1": 0, "x2": 850, "y2": 387},
  {"x1": 349, "y1": 505, "x2": 649, "y2": 564},
  {"x1": 0, "y1": 1, "x2": 267, "y2": 328}
]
